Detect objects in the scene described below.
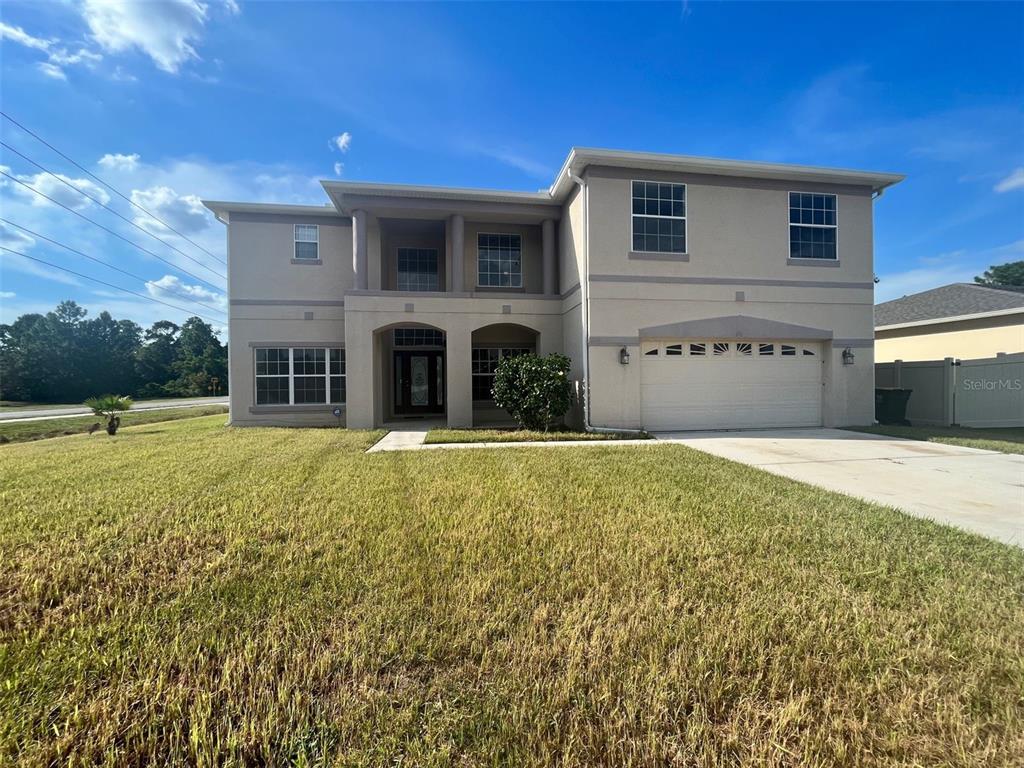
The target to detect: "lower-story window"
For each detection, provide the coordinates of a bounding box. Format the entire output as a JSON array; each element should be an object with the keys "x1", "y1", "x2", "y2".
[
  {"x1": 471, "y1": 347, "x2": 532, "y2": 401},
  {"x1": 255, "y1": 347, "x2": 345, "y2": 405}
]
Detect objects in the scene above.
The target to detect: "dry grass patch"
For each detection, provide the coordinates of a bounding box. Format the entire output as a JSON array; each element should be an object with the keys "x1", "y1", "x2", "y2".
[{"x1": 1, "y1": 415, "x2": 1022, "y2": 765}]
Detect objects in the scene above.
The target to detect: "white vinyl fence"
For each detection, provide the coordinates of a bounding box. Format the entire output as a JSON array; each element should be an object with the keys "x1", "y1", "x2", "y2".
[{"x1": 876, "y1": 353, "x2": 1024, "y2": 428}]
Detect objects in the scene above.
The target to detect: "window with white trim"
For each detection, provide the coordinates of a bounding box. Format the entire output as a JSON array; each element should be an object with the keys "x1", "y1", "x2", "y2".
[
  {"x1": 477, "y1": 233, "x2": 522, "y2": 288},
  {"x1": 789, "y1": 193, "x2": 837, "y2": 260},
  {"x1": 632, "y1": 181, "x2": 685, "y2": 253},
  {"x1": 294, "y1": 225, "x2": 319, "y2": 260},
  {"x1": 471, "y1": 347, "x2": 532, "y2": 400},
  {"x1": 254, "y1": 347, "x2": 345, "y2": 405}
]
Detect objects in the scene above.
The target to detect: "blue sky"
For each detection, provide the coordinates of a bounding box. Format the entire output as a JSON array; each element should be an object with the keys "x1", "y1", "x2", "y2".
[{"x1": 1, "y1": 1, "x2": 1022, "y2": 335}]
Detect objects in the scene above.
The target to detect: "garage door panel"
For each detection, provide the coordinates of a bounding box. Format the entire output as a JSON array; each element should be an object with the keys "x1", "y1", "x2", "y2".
[{"x1": 640, "y1": 340, "x2": 823, "y2": 431}]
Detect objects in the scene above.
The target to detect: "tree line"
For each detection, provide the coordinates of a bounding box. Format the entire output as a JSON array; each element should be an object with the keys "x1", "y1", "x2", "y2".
[{"x1": 0, "y1": 300, "x2": 228, "y2": 403}]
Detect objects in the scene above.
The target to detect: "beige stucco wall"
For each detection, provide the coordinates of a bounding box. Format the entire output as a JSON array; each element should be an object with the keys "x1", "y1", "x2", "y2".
[
  {"x1": 580, "y1": 167, "x2": 877, "y2": 428},
  {"x1": 875, "y1": 315, "x2": 1024, "y2": 362},
  {"x1": 226, "y1": 212, "x2": 352, "y2": 425},
  {"x1": 224, "y1": 163, "x2": 882, "y2": 431}
]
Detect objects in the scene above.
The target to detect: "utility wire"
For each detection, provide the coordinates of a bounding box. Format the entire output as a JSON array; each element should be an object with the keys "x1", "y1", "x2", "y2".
[
  {"x1": 0, "y1": 169, "x2": 226, "y2": 289},
  {"x1": 1, "y1": 141, "x2": 227, "y2": 279},
  {"x1": 1, "y1": 246, "x2": 225, "y2": 323},
  {"x1": 0, "y1": 219, "x2": 227, "y2": 317},
  {"x1": 0, "y1": 111, "x2": 227, "y2": 266}
]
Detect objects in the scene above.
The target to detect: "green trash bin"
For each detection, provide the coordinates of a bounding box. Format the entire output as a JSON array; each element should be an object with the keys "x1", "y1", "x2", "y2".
[{"x1": 875, "y1": 388, "x2": 913, "y2": 425}]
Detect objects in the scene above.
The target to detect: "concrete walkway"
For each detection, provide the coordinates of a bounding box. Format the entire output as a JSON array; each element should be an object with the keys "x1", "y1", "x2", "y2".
[{"x1": 660, "y1": 428, "x2": 1024, "y2": 547}]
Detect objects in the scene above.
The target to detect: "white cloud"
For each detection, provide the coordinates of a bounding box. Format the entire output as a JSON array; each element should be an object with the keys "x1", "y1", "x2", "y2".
[
  {"x1": 1, "y1": 21, "x2": 102, "y2": 80},
  {"x1": 0, "y1": 291, "x2": 15, "y2": 300},
  {"x1": 98, "y1": 153, "x2": 141, "y2": 171},
  {"x1": 330, "y1": 132, "x2": 352, "y2": 152},
  {"x1": 0, "y1": 222, "x2": 36, "y2": 251},
  {"x1": 333, "y1": 162, "x2": 344, "y2": 176},
  {"x1": 0, "y1": 22, "x2": 54, "y2": 52},
  {"x1": 130, "y1": 186, "x2": 212, "y2": 235},
  {"x1": 5, "y1": 168, "x2": 111, "y2": 210},
  {"x1": 145, "y1": 274, "x2": 226, "y2": 311},
  {"x1": 994, "y1": 168, "x2": 1024, "y2": 193},
  {"x1": 36, "y1": 62, "x2": 68, "y2": 81},
  {"x1": 81, "y1": 0, "x2": 237, "y2": 74}
]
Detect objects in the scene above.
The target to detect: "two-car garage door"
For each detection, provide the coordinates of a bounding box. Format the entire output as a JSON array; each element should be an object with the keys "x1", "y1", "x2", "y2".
[{"x1": 640, "y1": 339, "x2": 823, "y2": 431}]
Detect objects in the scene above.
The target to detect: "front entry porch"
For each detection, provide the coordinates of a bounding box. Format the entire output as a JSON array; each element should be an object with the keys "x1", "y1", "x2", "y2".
[{"x1": 342, "y1": 298, "x2": 563, "y2": 429}]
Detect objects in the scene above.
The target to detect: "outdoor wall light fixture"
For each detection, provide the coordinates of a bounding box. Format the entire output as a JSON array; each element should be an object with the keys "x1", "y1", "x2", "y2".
[
  {"x1": 619, "y1": 347, "x2": 630, "y2": 365},
  {"x1": 842, "y1": 347, "x2": 855, "y2": 365}
]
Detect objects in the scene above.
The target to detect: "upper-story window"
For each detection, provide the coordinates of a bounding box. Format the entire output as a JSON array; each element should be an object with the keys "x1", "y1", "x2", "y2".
[
  {"x1": 294, "y1": 224, "x2": 319, "y2": 261},
  {"x1": 478, "y1": 233, "x2": 522, "y2": 288},
  {"x1": 632, "y1": 181, "x2": 686, "y2": 254},
  {"x1": 397, "y1": 248, "x2": 439, "y2": 291},
  {"x1": 789, "y1": 193, "x2": 837, "y2": 260}
]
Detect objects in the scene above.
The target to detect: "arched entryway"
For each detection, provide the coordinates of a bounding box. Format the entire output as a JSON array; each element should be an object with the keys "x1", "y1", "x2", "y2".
[
  {"x1": 373, "y1": 321, "x2": 448, "y2": 424},
  {"x1": 470, "y1": 322, "x2": 540, "y2": 426}
]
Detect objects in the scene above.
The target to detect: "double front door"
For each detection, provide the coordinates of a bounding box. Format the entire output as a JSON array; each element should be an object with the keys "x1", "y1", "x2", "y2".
[{"x1": 393, "y1": 350, "x2": 444, "y2": 415}]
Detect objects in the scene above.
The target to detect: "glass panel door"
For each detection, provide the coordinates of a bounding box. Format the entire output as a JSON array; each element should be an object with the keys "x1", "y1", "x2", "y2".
[{"x1": 410, "y1": 355, "x2": 429, "y2": 406}]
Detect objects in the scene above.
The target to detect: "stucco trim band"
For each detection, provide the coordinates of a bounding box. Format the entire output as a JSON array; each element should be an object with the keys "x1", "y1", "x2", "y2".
[
  {"x1": 590, "y1": 274, "x2": 874, "y2": 290},
  {"x1": 639, "y1": 315, "x2": 834, "y2": 341},
  {"x1": 832, "y1": 338, "x2": 874, "y2": 348},
  {"x1": 232, "y1": 299, "x2": 345, "y2": 307}
]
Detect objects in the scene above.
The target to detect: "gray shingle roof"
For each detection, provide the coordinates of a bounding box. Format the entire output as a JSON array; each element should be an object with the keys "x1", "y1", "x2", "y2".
[{"x1": 875, "y1": 283, "x2": 1024, "y2": 327}]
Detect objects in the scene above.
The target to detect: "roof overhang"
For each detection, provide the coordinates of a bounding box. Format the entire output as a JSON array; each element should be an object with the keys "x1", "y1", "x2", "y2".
[
  {"x1": 549, "y1": 147, "x2": 905, "y2": 200},
  {"x1": 875, "y1": 306, "x2": 1024, "y2": 332},
  {"x1": 202, "y1": 200, "x2": 342, "y2": 224},
  {"x1": 321, "y1": 180, "x2": 561, "y2": 222}
]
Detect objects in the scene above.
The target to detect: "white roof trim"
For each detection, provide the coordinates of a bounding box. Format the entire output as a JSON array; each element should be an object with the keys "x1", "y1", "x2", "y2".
[
  {"x1": 875, "y1": 305, "x2": 1024, "y2": 331},
  {"x1": 321, "y1": 180, "x2": 553, "y2": 206},
  {"x1": 206, "y1": 148, "x2": 904, "y2": 215},
  {"x1": 549, "y1": 147, "x2": 904, "y2": 200},
  {"x1": 202, "y1": 200, "x2": 343, "y2": 217}
]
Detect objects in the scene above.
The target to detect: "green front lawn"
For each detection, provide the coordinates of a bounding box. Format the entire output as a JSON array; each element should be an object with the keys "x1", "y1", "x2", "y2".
[
  {"x1": 846, "y1": 424, "x2": 1024, "y2": 455},
  {"x1": 1, "y1": 416, "x2": 1021, "y2": 765},
  {"x1": 0, "y1": 404, "x2": 229, "y2": 444},
  {"x1": 424, "y1": 427, "x2": 649, "y2": 444}
]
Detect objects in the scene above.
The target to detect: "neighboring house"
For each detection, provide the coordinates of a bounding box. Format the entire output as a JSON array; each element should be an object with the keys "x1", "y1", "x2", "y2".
[
  {"x1": 203, "y1": 148, "x2": 902, "y2": 432},
  {"x1": 875, "y1": 283, "x2": 1024, "y2": 363}
]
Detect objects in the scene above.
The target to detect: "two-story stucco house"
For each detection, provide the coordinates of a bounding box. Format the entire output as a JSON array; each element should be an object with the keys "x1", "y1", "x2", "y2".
[{"x1": 203, "y1": 148, "x2": 902, "y2": 432}]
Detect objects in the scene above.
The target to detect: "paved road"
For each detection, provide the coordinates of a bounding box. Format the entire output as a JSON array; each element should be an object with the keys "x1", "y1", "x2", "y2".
[
  {"x1": 658, "y1": 428, "x2": 1024, "y2": 548},
  {"x1": 0, "y1": 397, "x2": 229, "y2": 423}
]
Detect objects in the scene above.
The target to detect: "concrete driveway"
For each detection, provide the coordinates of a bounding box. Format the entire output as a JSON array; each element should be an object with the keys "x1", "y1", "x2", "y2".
[{"x1": 656, "y1": 428, "x2": 1023, "y2": 547}]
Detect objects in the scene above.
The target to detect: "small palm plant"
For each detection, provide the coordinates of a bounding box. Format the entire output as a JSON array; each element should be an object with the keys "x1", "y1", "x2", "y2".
[{"x1": 84, "y1": 394, "x2": 133, "y2": 435}]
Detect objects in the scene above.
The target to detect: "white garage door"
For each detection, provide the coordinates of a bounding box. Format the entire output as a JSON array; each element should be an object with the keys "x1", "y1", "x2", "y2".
[{"x1": 640, "y1": 339, "x2": 823, "y2": 431}]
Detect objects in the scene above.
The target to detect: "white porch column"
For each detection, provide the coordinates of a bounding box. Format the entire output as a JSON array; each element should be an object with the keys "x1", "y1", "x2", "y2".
[
  {"x1": 352, "y1": 209, "x2": 368, "y2": 291},
  {"x1": 542, "y1": 218, "x2": 556, "y2": 295},
  {"x1": 450, "y1": 213, "x2": 465, "y2": 293},
  {"x1": 445, "y1": 324, "x2": 472, "y2": 428}
]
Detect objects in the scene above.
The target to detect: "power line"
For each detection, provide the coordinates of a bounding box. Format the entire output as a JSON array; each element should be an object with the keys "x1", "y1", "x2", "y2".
[
  {"x1": 0, "y1": 219, "x2": 227, "y2": 318},
  {"x1": 1, "y1": 141, "x2": 228, "y2": 279},
  {"x1": 1, "y1": 246, "x2": 226, "y2": 324},
  {"x1": 0, "y1": 111, "x2": 227, "y2": 266},
  {"x1": 0, "y1": 169, "x2": 226, "y2": 289}
]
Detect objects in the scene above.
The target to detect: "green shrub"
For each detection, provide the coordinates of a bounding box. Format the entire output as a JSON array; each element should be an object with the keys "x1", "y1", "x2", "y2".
[{"x1": 491, "y1": 353, "x2": 572, "y2": 432}]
